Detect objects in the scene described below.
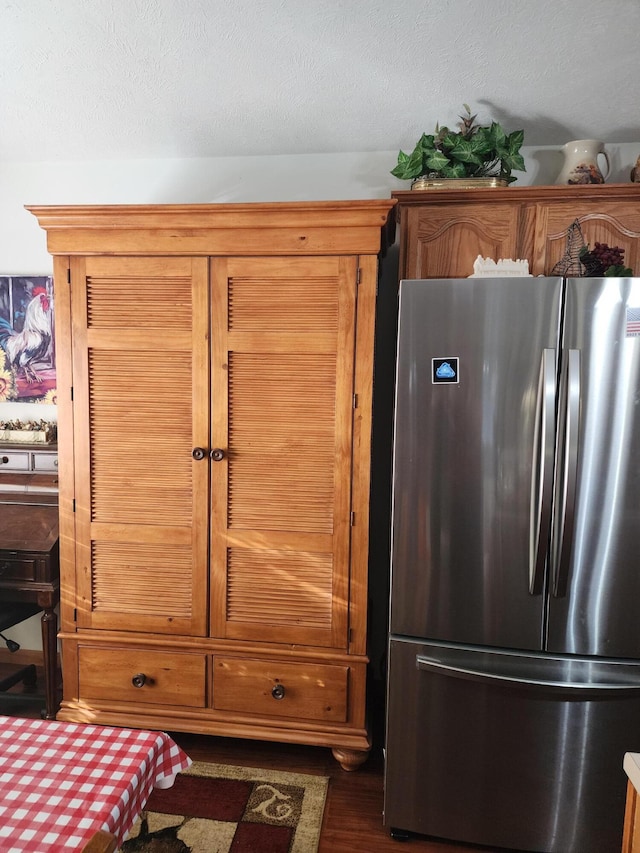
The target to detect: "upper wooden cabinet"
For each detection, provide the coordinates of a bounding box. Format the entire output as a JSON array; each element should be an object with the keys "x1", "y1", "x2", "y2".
[
  {"x1": 28, "y1": 200, "x2": 395, "y2": 771},
  {"x1": 392, "y1": 184, "x2": 640, "y2": 279}
]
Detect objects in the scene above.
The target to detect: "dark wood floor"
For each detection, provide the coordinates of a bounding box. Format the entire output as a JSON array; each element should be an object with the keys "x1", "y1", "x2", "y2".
[
  {"x1": 0, "y1": 667, "x2": 495, "y2": 853},
  {"x1": 171, "y1": 725, "x2": 498, "y2": 853}
]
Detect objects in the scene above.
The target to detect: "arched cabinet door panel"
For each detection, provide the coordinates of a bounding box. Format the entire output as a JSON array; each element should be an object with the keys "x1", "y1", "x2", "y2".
[
  {"x1": 537, "y1": 203, "x2": 640, "y2": 275},
  {"x1": 401, "y1": 203, "x2": 521, "y2": 279}
]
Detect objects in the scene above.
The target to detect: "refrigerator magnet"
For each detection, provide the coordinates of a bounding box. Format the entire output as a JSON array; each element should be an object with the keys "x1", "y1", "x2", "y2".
[{"x1": 432, "y1": 357, "x2": 459, "y2": 384}]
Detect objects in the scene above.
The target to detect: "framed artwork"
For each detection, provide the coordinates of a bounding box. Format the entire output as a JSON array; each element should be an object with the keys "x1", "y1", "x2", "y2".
[{"x1": 0, "y1": 276, "x2": 56, "y2": 403}]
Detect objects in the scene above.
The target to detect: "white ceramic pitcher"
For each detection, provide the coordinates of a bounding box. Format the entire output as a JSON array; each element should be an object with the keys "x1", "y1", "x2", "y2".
[{"x1": 555, "y1": 139, "x2": 610, "y2": 184}]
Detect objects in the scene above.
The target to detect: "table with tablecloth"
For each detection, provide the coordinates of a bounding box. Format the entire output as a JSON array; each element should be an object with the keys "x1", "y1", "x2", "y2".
[{"x1": 0, "y1": 714, "x2": 191, "y2": 852}]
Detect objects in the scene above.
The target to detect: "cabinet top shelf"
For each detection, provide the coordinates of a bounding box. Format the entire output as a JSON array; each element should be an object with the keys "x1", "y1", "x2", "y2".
[
  {"x1": 392, "y1": 183, "x2": 640, "y2": 206},
  {"x1": 27, "y1": 199, "x2": 397, "y2": 257},
  {"x1": 26, "y1": 199, "x2": 396, "y2": 228}
]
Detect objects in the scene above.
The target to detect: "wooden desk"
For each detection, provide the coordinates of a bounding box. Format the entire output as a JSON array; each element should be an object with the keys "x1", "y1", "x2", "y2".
[{"x1": 0, "y1": 498, "x2": 60, "y2": 718}]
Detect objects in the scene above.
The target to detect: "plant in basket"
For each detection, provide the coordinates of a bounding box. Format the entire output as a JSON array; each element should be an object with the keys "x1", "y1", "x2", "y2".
[{"x1": 391, "y1": 104, "x2": 526, "y2": 185}]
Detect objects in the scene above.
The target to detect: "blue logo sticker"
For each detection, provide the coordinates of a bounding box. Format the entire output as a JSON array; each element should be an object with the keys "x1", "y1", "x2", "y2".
[{"x1": 432, "y1": 357, "x2": 459, "y2": 384}]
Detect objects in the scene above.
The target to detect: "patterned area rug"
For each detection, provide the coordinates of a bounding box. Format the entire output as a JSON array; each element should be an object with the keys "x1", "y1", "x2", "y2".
[{"x1": 119, "y1": 760, "x2": 329, "y2": 853}]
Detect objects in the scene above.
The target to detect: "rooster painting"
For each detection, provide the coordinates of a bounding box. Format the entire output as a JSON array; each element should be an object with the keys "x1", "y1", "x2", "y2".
[{"x1": 0, "y1": 277, "x2": 56, "y2": 401}]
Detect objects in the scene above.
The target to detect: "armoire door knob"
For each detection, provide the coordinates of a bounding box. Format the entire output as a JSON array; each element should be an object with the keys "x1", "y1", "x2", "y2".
[
  {"x1": 210, "y1": 448, "x2": 225, "y2": 461},
  {"x1": 192, "y1": 447, "x2": 207, "y2": 460}
]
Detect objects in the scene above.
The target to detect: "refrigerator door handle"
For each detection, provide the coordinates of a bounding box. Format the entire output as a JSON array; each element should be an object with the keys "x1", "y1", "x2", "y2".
[
  {"x1": 552, "y1": 348, "x2": 581, "y2": 598},
  {"x1": 416, "y1": 655, "x2": 640, "y2": 695},
  {"x1": 529, "y1": 349, "x2": 557, "y2": 595}
]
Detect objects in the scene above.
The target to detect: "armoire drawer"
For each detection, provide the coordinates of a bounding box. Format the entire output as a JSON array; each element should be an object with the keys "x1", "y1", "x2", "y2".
[
  {"x1": 213, "y1": 656, "x2": 348, "y2": 723},
  {"x1": 78, "y1": 646, "x2": 207, "y2": 708}
]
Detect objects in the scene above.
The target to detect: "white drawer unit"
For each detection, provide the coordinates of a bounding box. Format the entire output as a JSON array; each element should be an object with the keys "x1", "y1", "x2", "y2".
[
  {"x1": 0, "y1": 443, "x2": 58, "y2": 500},
  {"x1": 0, "y1": 445, "x2": 58, "y2": 474},
  {"x1": 31, "y1": 452, "x2": 58, "y2": 472},
  {"x1": 0, "y1": 450, "x2": 31, "y2": 471}
]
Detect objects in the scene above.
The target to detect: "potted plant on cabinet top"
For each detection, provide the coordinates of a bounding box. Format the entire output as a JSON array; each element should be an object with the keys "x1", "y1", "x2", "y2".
[{"x1": 391, "y1": 104, "x2": 526, "y2": 189}]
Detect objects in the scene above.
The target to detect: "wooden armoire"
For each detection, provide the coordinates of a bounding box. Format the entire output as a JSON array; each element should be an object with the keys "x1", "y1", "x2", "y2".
[{"x1": 28, "y1": 200, "x2": 395, "y2": 770}]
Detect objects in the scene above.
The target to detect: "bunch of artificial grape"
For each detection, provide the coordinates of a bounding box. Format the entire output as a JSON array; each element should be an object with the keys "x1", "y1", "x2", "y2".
[
  {"x1": 580, "y1": 242, "x2": 627, "y2": 275},
  {"x1": 589, "y1": 242, "x2": 626, "y2": 270}
]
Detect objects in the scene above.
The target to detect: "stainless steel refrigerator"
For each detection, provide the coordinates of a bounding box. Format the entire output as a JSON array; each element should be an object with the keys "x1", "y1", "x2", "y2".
[{"x1": 384, "y1": 276, "x2": 640, "y2": 853}]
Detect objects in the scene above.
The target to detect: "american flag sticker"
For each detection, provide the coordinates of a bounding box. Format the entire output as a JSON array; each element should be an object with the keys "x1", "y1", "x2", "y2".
[{"x1": 626, "y1": 307, "x2": 640, "y2": 337}]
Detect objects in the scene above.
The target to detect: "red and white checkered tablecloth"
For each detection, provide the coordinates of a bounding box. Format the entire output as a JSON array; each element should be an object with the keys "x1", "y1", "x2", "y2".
[{"x1": 0, "y1": 714, "x2": 192, "y2": 852}]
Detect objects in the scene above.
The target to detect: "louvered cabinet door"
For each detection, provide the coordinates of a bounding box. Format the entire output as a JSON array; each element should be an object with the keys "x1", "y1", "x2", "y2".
[
  {"x1": 70, "y1": 256, "x2": 209, "y2": 635},
  {"x1": 210, "y1": 256, "x2": 358, "y2": 649}
]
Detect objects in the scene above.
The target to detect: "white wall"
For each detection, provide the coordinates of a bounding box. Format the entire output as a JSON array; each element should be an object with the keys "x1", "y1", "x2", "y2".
[{"x1": 2, "y1": 141, "x2": 639, "y2": 650}]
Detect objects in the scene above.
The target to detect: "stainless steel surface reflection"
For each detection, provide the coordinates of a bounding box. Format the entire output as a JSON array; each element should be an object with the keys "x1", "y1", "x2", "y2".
[
  {"x1": 548, "y1": 278, "x2": 640, "y2": 655},
  {"x1": 385, "y1": 638, "x2": 640, "y2": 853}
]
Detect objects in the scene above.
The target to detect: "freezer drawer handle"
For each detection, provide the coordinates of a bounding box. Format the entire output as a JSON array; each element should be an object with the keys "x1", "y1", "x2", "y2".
[{"x1": 416, "y1": 656, "x2": 640, "y2": 695}]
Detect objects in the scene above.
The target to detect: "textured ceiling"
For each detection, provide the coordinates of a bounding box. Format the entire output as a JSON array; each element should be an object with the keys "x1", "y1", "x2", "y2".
[{"x1": 2, "y1": 0, "x2": 639, "y2": 163}]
